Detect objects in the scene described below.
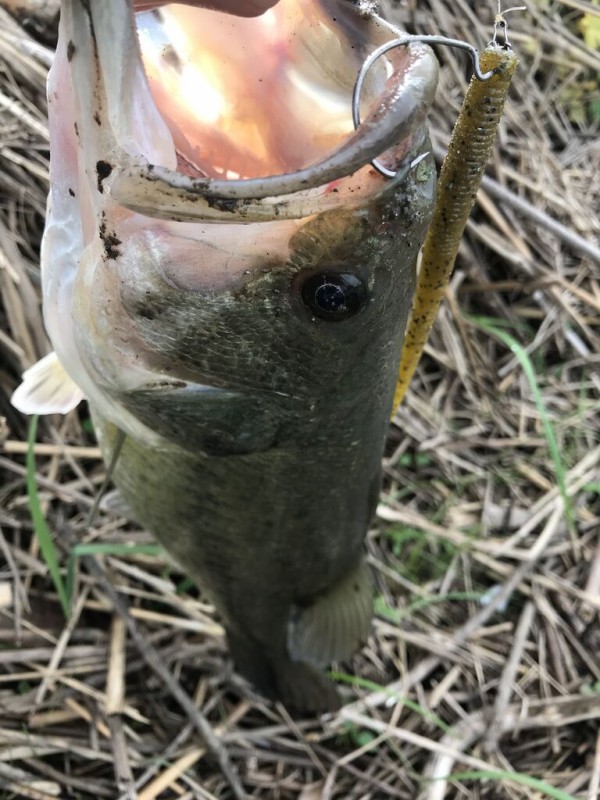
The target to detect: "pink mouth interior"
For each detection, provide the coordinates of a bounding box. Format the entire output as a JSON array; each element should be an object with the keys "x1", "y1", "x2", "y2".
[{"x1": 135, "y1": 0, "x2": 384, "y2": 180}]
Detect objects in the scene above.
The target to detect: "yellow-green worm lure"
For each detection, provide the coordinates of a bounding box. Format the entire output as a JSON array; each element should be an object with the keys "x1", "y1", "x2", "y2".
[{"x1": 392, "y1": 43, "x2": 519, "y2": 413}]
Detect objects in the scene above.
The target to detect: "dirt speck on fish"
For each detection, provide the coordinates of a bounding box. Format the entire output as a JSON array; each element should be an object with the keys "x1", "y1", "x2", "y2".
[{"x1": 13, "y1": 0, "x2": 439, "y2": 712}]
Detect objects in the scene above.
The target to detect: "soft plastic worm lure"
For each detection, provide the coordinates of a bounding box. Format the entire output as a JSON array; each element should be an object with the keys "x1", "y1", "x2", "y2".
[
  {"x1": 354, "y1": 8, "x2": 520, "y2": 412},
  {"x1": 391, "y1": 40, "x2": 518, "y2": 411}
]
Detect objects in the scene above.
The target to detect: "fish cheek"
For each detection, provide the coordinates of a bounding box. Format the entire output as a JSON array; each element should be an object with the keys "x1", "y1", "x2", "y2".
[{"x1": 111, "y1": 267, "x2": 288, "y2": 454}]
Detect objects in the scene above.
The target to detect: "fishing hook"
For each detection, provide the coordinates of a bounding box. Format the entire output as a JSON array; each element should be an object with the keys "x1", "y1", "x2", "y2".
[{"x1": 352, "y1": 34, "x2": 497, "y2": 179}]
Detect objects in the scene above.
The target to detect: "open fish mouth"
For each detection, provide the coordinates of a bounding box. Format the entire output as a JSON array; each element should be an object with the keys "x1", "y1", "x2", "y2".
[
  {"x1": 66, "y1": 0, "x2": 438, "y2": 222},
  {"x1": 136, "y1": 0, "x2": 373, "y2": 182}
]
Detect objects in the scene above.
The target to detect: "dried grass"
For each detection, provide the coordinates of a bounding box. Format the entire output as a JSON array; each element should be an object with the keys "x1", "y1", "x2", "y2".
[{"x1": 0, "y1": 0, "x2": 599, "y2": 798}]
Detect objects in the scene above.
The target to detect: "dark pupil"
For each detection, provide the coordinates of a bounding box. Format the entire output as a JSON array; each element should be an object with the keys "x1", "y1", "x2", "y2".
[
  {"x1": 301, "y1": 272, "x2": 365, "y2": 321},
  {"x1": 314, "y1": 282, "x2": 347, "y2": 313}
]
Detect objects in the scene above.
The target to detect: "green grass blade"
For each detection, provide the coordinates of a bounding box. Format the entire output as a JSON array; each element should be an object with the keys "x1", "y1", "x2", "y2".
[
  {"x1": 470, "y1": 317, "x2": 575, "y2": 532},
  {"x1": 26, "y1": 415, "x2": 70, "y2": 617},
  {"x1": 71, "y1": 543, "x2": 165, "y2": 557},
  {"x1": 331, "y1": 672, "x2": 451, "y2": 733},
  {"x1": 375, "y1": 591, "x2": 486, "y2": 624},
  {"x1": 66, "y1": 543, "x2": 167, "y2": 600},
  {"x1": 444, "y1": 769, "x2": 578, "y2": 800}
]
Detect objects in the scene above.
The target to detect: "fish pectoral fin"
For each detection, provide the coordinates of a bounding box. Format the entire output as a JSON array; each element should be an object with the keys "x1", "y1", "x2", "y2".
[
  {"x1": 288, "y1": 558, "x2": 373, "y2": 667},
  {"x1": 11, "y1": 352, "x2": 85, "y2": 415}
]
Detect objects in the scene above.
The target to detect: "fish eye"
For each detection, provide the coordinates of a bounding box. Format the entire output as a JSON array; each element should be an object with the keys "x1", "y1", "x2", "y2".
[{"x1": 300, "y1": 272, "x2": 366, "y2": 321}]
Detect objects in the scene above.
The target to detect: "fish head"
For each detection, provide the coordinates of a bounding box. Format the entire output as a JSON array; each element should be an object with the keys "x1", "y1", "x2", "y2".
[{"x1": 41, "y1": 0, "x2": 438, "y2": 455}]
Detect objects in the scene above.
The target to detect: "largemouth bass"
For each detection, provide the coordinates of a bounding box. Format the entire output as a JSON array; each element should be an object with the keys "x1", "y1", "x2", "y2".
[{"x1": 14, "y1": 0, "x2": 438, "y2": 711}]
